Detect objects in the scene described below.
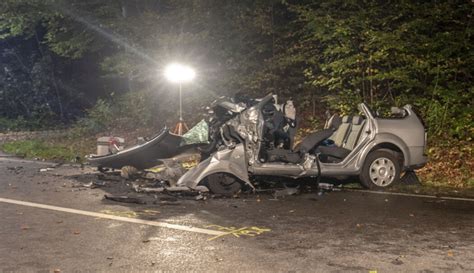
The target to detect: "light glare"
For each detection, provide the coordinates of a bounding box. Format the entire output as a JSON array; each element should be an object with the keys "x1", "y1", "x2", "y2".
[{"x1": 164, "y1": 63, "x2": 195, "y2": 83}]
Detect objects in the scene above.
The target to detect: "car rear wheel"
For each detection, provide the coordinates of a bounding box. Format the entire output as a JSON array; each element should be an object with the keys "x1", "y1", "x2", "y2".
[
  {"x1": 204, "y1": 173, "x2": 242, "y2": 196},
  {"x1": 360, "y1": 149, "x2": 401, "y2": 190}
]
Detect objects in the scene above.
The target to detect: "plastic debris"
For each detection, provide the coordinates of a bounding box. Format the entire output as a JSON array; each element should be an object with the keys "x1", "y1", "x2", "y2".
[
  {"x1": 81, "y1": 181, "x2": 106, "y2": 189},
  {"x1": 7, "y1": 166, "x2": 23, "y2": 174},
  {"x1": 401, "y1": 170, "x2": 421, "y2": 185},
  {"x1": 272, "y1": 187, "x2": 299, "y2": 199},
  {"x1": 194, "y1": 185, "x2": 210, "y2": 193},
  {"x1": 97, "y1": 173, "x2": 122, "y2": 181},
  {"x1": 195, "y1": 194, "x2": 207, "y2": 201},
  {"x1": 134, "y1": 187, "x2": 165, "y2": 193},
  {"x1": 318, "y1": 183, "x2": 334, "y2": 190},
  {"x1": 120, "y1": 166, "x2": 139, "y2": 179},
  {"x1": 103, "y1": 194, "x2": 147, "y2": 204}
]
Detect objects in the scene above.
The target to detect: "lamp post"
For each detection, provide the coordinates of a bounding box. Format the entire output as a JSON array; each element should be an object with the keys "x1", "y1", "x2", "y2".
[{"x1": 164, "y1": 63, "x2": 195, "y2": 135}]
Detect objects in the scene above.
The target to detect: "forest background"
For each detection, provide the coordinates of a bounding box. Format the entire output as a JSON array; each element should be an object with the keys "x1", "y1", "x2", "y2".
[{"x1": 0, "y1": 0, "x2": 472, "y2": 188}]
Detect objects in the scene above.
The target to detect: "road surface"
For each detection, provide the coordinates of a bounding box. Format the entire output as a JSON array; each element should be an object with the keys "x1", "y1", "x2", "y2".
[{"x1": 0, "y1": 156, "x2": 473, "y2": 272}]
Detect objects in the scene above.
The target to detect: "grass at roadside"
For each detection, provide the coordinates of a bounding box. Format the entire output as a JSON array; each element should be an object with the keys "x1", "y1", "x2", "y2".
[
  {"x1": 2, "y1": 140, "x2": 78, "y2": 162},
  {"x1": 0, "y1": 126, "x2": 154, "y2": 163},
  {"x1": 1, "y1": 136, "x2": 96, "y2": 163}
]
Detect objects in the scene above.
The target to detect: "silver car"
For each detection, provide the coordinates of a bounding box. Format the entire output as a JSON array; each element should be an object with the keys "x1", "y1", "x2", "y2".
[{"x1": 177, "y1": 93, "x2": 427, "y2": 194}]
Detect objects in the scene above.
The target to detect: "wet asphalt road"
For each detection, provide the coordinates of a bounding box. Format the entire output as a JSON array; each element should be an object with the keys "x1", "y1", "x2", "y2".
[{"x1": 0, "y1": 156, "x2": 473, "y2": 272}]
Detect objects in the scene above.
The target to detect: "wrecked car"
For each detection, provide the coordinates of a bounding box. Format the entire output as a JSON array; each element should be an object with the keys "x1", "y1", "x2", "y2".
[
  {"x1": 88, "y1": 93, "x2": 427, "y2": 194},
  {"x1": 176, "y1": 93, "x2": 427, "y2": 194}
]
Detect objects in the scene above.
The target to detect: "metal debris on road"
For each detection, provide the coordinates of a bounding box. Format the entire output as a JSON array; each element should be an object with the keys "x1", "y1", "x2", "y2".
[
  {"x1": 318, "y1": 183, "x2": 334, "y2": 191},
  {"x1": 7, "y1": 166, "x2": 23, "y2": 174},
  {"x1": 103, "y1": 194, "x2": 147, "y2": 204},
  {"x1": 133, "y1": 186, "x2": 165, "y2": 193},
  {"x1": 81, "y1": 180, "x2": 106, "y2": 189},
  {"x1": 195, "y1": 194, "x2": 207, "y2": 201},
  {"x1": 97, "y1": 173, "x2": 122, "y2": 181},
  {"x1": 401, "y1": 170, "x2": 421, "y2": 185},
  {"x1": 144, "y1": 160, "x2": 186, "y2": 186},
  {"x1": 272, "y1": 187, "x2": 299, "y2": 199},
  {"x1": 120, "y1": 166, "x2": 139, "y2": 179}
]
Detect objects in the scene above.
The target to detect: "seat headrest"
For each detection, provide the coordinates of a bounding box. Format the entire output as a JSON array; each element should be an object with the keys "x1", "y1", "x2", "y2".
[
  {"x1": 341, "y1": 116, "x2": 352, "y2": 123},
  {"x1": 352, "y1": 116, "x2": 363, "y2": 125}
]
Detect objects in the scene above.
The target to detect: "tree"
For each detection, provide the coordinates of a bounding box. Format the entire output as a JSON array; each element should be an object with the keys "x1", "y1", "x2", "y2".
[{"x1": 288, "y1": 0, "x2": 473, "y2": 140}]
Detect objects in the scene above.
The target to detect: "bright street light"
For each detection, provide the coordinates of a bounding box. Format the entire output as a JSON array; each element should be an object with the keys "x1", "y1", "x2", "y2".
[
  {"x1": 164, "y1": 63, "x2": 195, "y2": 135},
  {"x1": 164, "y1": 63, "x2": 195, "y2": 83}
]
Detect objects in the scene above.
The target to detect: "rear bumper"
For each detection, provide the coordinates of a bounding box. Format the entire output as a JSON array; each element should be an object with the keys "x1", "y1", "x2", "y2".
[{"x1": 406, "y1": 146, "x2": 428, "y2": 169}]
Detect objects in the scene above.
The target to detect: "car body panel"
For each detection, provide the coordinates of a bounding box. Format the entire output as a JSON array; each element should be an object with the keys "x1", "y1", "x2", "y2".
[
  {"x1": 177, "y1": 143, "x2": 252, "y2": 189},
  {"x1": 87, "y1": 128, "x2": 198, "y2": 169}
]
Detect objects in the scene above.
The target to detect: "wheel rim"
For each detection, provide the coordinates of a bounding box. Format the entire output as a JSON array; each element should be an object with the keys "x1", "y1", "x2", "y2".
[
  {"x1": 207, "y1": 173, "x2": 242, "y2": 195},
  {"x1": 369, "y1": 157, "x2": 396, "y2": 187}
]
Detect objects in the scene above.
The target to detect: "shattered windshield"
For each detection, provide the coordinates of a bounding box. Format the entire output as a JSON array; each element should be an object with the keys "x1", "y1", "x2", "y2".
[{"x1": 181, "y1": 119, "x2": 209, "y2": 145}]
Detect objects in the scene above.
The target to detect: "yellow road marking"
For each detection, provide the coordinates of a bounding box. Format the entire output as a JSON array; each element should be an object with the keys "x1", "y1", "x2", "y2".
[{"x1": 205, "y1": 225, "x2": 271, "y2": 241}]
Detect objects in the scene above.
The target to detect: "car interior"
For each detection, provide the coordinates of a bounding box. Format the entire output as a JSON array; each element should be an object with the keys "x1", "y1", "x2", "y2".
[
  {"x1": 317, "y1": 115, "x2": 367, "y2": 163},
  {"x1": 259, "y1": 101, "x2": 368, "y2": 165}
]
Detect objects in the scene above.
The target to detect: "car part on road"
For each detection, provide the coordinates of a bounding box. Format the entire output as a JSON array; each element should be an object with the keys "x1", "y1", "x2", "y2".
[
  {"x1": 103, "y1": 195, "x2": 147, "y2": 204},
  {"x1": 271, "y1": 187, "x2": 299, "y2": 199},
  {"x1": 120, "y1": 165, "x2": 139, "y2": 179},
  {"x1": 87, "y1": 127, "x2": 200, "y2": 170},
  {"x1": 401, "y1": 170, "x2": 421, "y2": 185},
  {"x1": 81, "y1": 180, "x2": 106, "y2": 189}
]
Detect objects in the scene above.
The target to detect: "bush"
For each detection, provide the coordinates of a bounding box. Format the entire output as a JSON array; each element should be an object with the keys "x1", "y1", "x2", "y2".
[
  {"x1": 70, "y1": 89, "x2": 161, "y2": 137},
  {"x1": 70, "y1": 99, "x2": 114, "y2": 136},
  {"x1": 0, "y1": 116, "x2": 57, "y2": 131}
]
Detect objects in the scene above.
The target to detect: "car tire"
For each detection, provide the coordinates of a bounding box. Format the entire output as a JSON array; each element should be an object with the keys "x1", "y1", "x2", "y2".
[
  {"x1": 360, "y1": 149, "x2": 401, "y2": 190},
  {"x1": 203, "y1": 173, "x2": 242, "y2": 196}
]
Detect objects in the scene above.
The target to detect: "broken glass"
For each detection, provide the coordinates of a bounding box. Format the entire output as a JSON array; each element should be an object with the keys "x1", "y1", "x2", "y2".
[{"x1": 181, "y1": 119, "x2": 209, "y2": 145}]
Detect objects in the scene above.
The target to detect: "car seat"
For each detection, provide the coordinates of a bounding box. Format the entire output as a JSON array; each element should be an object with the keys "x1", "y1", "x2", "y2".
[
  {"x1": 318, "y1": 115, "x2": 366, "y2": 162},
  {"x1": 329, "y1": 116, "x2": 352, "y2": 146}
]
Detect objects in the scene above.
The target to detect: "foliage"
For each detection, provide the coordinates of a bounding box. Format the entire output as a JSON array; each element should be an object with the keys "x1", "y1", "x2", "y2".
[
  {"x1": 0, "y1": 0, "x2": 473, "y2": 143},
  {"x1": 287, "y1": 0, "x2": 473, "y2": 141},
  {"x1": 71, "y1": 99, "x2": 114, "y2": 135},
  {"x1": 70, "y1": 89, "x2": 165, "y2": 136},
  {"x1": 0, "y1": 117, "x2": 43, "y2": 131},
  {"x1": 417, "y1": 141, "x2": 474, "y2": 189}
]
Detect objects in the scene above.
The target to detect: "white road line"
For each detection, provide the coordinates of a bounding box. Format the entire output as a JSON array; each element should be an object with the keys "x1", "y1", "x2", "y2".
[
  {"x1": 345, "y1": 189, "x2": 474, "y2": 202},
  {"x1": 0, "y1": 197, "x2": 225, "y2": 236}
]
